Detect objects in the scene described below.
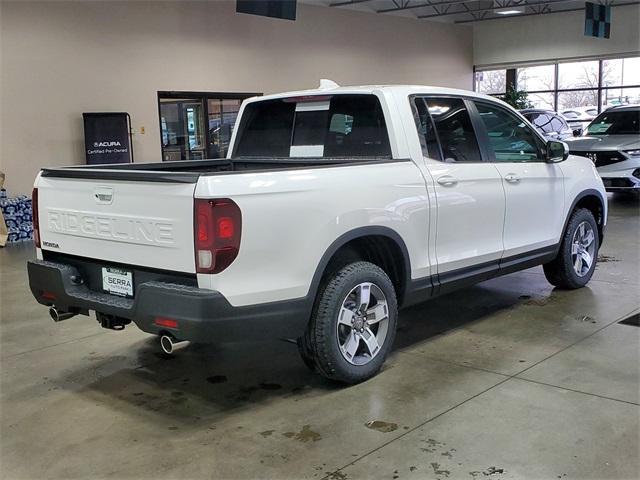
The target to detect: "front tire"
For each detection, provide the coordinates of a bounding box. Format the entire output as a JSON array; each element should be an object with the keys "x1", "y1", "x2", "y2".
[
  {"x1": 543, "y1": 208, "x2": 599, "y2": 289},
  {"x1": 301, "y1": 261, "x2": 398, "y2": 384}
]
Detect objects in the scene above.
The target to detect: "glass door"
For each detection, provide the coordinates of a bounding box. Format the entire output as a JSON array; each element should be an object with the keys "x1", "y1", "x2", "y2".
[
  {"x1": 159, "y1": 92, "x2": 259, "y2": 161},
  {"x1": 159, "y1": 98, "x2": 206, "y2": 161}
]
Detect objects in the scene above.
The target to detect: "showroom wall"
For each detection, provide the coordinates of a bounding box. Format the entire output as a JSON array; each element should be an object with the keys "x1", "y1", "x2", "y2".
[
  {"x1": 474, "y1": 4, "x2": 640, "y2": 67},
  {"x1": 0, "y1": 0, "x2": 473, "y2": 194}
]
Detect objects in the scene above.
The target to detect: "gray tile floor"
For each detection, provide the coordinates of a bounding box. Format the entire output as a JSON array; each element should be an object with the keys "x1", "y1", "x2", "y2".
[{"x1": 1, "y1": 195, "x2": 638, "y2": 480}]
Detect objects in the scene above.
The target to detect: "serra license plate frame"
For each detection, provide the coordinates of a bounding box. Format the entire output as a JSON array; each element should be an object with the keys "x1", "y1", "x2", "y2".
[{"x1": 102, "y1": 267, "x2": 134, "y2": 298}]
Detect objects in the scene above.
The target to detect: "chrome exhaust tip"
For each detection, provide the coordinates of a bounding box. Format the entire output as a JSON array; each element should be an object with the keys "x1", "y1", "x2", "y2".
[
  {"x1": 49, "y1": 307, "x2": 76, "y2": 322},
  {"x1": 159, "y1": 335, "x2": 190, "y2": 355}
]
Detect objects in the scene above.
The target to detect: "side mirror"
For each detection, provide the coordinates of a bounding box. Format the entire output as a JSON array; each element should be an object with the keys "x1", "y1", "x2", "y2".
[
  {"x1": 546, "y1": 140, "x2": 569, "y2": 163},
  {"x1": 572, "y1": 128, "x2": 583, "y2": 137}
]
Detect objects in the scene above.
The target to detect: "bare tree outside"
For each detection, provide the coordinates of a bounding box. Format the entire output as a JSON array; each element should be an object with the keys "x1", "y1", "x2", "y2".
[{"x1": 475, "y1": 70, "x2": 506, "y2": 95}]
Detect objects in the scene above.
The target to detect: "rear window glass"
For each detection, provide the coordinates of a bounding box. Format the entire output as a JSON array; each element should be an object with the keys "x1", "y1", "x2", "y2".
[
  {"x1": 232, "y1": 99, "x2": 295, "y2": 157},
  {"x1": 233, "y1": 94, "x2": 391, "y2": 158}
]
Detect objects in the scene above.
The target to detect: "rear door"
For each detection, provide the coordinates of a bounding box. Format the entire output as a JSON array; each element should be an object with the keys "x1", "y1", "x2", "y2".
[
  {"x1": 471, "y1": 100, "x2": 565, "y2": 259},
  {"x1": 36, "y1": 174, "x2": 197, "y2": 273},
  {"x1": 414, "y1": 96, "x2": 505, "y2": 286}
]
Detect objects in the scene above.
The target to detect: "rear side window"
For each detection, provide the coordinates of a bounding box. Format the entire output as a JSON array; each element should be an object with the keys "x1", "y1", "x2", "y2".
[
  {"x1": 423, "y1": 97, "x2": 482, "y2": 163},
  {"x1": 233, "y1": 94, "x2": 391, "y2": 158}
]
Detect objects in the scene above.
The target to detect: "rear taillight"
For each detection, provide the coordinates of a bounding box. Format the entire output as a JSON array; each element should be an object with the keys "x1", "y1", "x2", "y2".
[
  {"x1": 194, "y1": 198, "x2": 242, "y2": 274},
  {"x1": 32, "y1": 187, "x2": 40, "y2": 248}
]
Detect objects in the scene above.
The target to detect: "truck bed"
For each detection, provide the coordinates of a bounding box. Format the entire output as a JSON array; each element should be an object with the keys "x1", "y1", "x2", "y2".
[{"x1": 41, "y1": 157, "x2": 389, "y2": 183}]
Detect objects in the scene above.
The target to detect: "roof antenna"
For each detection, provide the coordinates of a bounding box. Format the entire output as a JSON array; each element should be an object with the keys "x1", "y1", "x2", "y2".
[{"x1": 318, "y1": 79, "x2": 340, "y2": 90}]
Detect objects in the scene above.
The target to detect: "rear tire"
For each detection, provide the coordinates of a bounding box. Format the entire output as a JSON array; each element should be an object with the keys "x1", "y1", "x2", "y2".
[
  {"x1": 543, "y1": 208, "x2": 599, "y2": 289},
  {"x1": 297, "y1": 334, "x2": 316, "y2": 372},
  {"x1": 301, "y1": 261, "x2": 398, "y2": 384}
]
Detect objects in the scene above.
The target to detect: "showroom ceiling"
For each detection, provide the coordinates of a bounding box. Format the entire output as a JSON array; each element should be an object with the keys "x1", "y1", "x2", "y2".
[{"x1": 310, "y1": 0, "x2": 640, "y2": 24}]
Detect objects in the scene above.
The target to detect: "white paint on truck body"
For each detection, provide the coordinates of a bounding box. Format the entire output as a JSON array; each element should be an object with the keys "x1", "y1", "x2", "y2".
[{"x1": 34, "y1": 85, "x2": 607, "y2": 308}]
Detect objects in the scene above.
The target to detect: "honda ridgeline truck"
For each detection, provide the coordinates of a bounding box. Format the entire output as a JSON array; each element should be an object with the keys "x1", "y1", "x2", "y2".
[{"x1": 28, "y1": 83, "x2": 607, "y2": 383}]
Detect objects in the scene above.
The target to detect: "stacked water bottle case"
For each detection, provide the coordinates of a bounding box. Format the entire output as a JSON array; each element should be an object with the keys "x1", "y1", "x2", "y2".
[{"x1": 0, "y1": 188, "x2": 34, "y2": 244}]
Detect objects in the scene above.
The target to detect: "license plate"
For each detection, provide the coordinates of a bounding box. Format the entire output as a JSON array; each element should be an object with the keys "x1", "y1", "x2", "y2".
[{"x1": 102, "y1": 267, "x2": 134, "y2": 298}]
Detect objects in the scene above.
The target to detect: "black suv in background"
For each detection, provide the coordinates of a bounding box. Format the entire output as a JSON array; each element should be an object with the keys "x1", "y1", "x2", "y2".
[{"x1": 521, "y1": 108, "x2": 577, "y2": 140}]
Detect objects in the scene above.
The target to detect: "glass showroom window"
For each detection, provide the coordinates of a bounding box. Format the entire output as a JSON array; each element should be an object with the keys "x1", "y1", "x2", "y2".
[
  {"x1": 475, "y1": 69, "x2": 506, "y2": 95},
  {"x1": 474, "y1": 56, "x2": 638, "y2": 120},
  {"x1": 558, "y1": 60, "x2": 600, "y2": 90},
  {"x1": 526, "y1": 92, "x2": 555, "y2": 110},
  {"x1": 517, "y1": 64, "x2": 555, "y2": 92},
  {"x1": 602, "y1": 87, "x2": 640, "y2": 109},
  {"x1": 602, "y1": 57, "x2": 640, "y2": 88},
  {"x1": 602, "y1": 57, "x2": 640, "y2": 109},
  {"x1": 558, "y1": 90, "x2": 599, "y2": 114}
]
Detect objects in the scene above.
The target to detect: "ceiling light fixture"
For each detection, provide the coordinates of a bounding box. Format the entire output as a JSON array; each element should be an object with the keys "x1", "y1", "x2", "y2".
[{"x1": 495, "y1": 6, "x2": 526, "y2": 15}]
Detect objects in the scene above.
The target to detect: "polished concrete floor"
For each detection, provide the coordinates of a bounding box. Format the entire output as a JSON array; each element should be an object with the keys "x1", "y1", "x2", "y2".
[{"x1": 1, "y1": 195, "x2": 639, "y2": 480}]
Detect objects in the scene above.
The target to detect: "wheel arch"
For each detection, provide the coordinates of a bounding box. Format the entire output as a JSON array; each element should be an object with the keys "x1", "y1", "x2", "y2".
[
  {"x1": 564, "y1": 189, "x2": 606, "y2": 245},
  {"x1": 306, "y1": 226, "x2": 412, "y2": 308}
]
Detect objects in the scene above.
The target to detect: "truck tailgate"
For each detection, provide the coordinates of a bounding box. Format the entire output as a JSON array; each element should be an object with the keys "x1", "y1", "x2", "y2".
[{"x1": 36, "y1": 175, "x2": 196, "y2": 273}]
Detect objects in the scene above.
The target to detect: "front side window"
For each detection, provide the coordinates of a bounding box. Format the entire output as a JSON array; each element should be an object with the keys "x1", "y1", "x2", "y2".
[
  {"x1": 586, "y1": 110, "x2": 640, "y2": 135},
  {"x1": 423, "y1": 97, "x2": 482, "y2": 162},
  {"x1": 233, "y1": 94, "x2": 390, "y2": 158},
  {"x1": 474, "y1": 102, "x2": 543, "y2": 162}
]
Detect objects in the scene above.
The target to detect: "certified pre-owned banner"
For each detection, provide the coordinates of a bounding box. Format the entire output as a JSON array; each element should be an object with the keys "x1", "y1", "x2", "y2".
[{"x1": 83, "y1": 112, "x2": 133, "y2": 165}]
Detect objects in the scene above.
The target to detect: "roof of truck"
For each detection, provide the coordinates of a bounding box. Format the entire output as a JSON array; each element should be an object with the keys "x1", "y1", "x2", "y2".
[{"x1": 251, "y1": 83, "x2": 498, "y2": 104}]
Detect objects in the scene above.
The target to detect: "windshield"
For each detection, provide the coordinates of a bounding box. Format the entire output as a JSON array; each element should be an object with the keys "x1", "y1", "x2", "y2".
[{"x1": 586, "y1": 110, "x2": 640, "y2": 135}]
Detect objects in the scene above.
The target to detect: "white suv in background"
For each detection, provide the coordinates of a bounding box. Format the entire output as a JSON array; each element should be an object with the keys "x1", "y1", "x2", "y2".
[{"x1": 565, "y1": 105, "x2": 640, "y2": 193}]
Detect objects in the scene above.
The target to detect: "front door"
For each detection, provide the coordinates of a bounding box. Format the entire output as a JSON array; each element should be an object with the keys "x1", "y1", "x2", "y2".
[
  {"x1": 472, "y1": 100, "x2": 565, "y2": 259},
  {"x1": 415, "y1": 96, "x2": 506, "y2": 288}
]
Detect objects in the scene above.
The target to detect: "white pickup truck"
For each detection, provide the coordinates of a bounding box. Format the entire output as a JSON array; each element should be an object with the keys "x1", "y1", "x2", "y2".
[{"x1": 28, "y1": 84, "x2": 607, "y2": 383}]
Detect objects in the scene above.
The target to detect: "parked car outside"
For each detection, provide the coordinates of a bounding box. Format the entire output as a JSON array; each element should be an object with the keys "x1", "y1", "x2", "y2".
[
  {"x1": 521, "y1": 108, "x2": 577, "y2": 140},
  {"x1": 561, "y1": 106, "x2": 599, "y2": 122},
  {"x1": 564, "y1": 105, "x2": 640, "y2": 193},
  {"x1": 561, "y1": 106, "x2": 599, "y2": 132}
]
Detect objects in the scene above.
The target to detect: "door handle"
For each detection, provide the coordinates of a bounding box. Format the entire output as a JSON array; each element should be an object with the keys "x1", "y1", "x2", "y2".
[
  {"x1": 504, "y1": 174, "x2": 520, "y2": 183},
  {"x1": 437, "y1": 175, "x2": 458, "y2": 187}
]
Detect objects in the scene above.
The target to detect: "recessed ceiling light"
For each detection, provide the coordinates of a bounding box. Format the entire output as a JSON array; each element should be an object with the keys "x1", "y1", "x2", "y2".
[{"x1": 495, "y1": 7, "x2": 525, "y2": 15}]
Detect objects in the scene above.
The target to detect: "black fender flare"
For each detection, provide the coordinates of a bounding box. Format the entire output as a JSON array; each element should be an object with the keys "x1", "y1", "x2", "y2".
[
  {"x1": 304, "y1": 226, "x2": 412, "y2": 309},
  {"x1": 561, "y1": 189, "x2": 607, "y2": 248}
]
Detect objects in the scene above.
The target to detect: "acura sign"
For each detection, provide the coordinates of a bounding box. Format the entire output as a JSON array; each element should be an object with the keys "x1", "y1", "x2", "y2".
[{"x1": 83, "y1": 112, "x2": 133, "y2": 165}]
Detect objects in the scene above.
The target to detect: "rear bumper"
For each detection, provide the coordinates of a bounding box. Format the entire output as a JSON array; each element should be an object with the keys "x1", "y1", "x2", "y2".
[{"x1": 27, "y1": 260, "x2": 309, "y2": 342}]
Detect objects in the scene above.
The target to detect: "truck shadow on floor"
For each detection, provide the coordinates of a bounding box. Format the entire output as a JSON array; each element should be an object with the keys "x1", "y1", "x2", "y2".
[{"x1": 53, "y1": 270, "x2": 557, "y2": 425}]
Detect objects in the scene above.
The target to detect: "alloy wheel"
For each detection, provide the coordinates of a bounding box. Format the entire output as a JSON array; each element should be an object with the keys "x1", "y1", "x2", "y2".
[
  {"x1": 336, "y1": 282, "x2": 390, "y2": 366},
  {"x1": 571, "y1": 221, "x2": 596, "y2": 277}
]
